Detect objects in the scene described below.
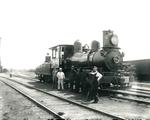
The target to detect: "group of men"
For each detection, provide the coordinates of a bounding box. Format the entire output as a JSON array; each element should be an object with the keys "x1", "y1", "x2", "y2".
[{"x1": 52, "y1": 66, "x2": 103, "y2": 103}]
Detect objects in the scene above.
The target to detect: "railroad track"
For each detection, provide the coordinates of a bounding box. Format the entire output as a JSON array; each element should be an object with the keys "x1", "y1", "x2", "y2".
[
  {"x1": 12, "y1": 73, "x2": 150, "y2": 97},
  {"x1": 0, "y1": 79, "x2": 66, "y2": 120},
  {"x1": 3, "y1": 74, "x2": 150, "y2": 106},
  {"x1": 128, "y1": 88, "x2": 150, "y2": 95},
  {"x1": 13, "y1": 73, "x2": 150, "y2": 97},
  {"x1": 101, "y1": 88, "x2": 150, "y2": 98},
  {"x1": 12, "y1": 74, "x2": 38, "y2": 81},
  {"x1": 100, "y1": 88, "x2": 150, "y2": 105},
  {"x1": 132, "y1": 82, "x2": 150, "y2": 88},
  {"x1": 0, "y1": 77, "x2": 125, "y2": 120}
]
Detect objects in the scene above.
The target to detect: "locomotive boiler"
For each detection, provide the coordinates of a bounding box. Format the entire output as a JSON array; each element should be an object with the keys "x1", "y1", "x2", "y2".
[
  {"x1": 35, "y1": 30, "x2": 132, "y2": 88},
  {"x1": 69, "y1": 30, "x2": 123, "y2": 71}
]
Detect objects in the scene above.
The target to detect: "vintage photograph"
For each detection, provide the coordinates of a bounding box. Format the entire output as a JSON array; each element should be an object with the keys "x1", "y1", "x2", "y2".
[{"x1": 0, "y1": 0, "x2": 150, "y2": 119}]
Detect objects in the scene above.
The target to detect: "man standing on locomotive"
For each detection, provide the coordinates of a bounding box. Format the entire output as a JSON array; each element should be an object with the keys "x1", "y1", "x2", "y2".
[
  {"x1": 88, "y1": 66, "x2": 102, "y2": 103},
  {"x1": 56, "y1": 68, "x2": 65, "y2": 90}
]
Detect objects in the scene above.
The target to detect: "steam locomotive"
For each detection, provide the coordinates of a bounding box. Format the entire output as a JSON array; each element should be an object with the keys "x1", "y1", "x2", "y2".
[{"x1": 35, "y1": 30, "x2": 132, "y2": 89}]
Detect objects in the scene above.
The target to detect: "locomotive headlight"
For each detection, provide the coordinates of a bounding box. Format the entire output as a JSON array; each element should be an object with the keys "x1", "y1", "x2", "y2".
[
  {"x1": 111, "y1": 35, "x2": 119, "y2": 45},
  {"x1": 113, "y1": 56, "x2": 120, "y2": 63}
]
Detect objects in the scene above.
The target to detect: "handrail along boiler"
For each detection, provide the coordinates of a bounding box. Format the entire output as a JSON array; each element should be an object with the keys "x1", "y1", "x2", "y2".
[{"x1": 35, "y1": 30, "x2": 132, "y2": 88}]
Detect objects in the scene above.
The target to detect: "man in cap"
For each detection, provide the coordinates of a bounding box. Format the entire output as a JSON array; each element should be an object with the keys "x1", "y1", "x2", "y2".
[{"x1": 56, "y1": 68, "x2": 65, "y2": 90}]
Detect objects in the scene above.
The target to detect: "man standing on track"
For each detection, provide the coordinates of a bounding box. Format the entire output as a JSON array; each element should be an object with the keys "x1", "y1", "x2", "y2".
[
  {"x1": 52, "y1": 67, "x2": 58, "y2": 89},
  {"x1": 69, "y1": 66, "x2": 77, "y2": 92},
  {"x1": 56, "y1": 68, "x2": 65, "y2": 90},
  {"x1": 88, "y1": 66, "x2": 102, "y2": 103}
]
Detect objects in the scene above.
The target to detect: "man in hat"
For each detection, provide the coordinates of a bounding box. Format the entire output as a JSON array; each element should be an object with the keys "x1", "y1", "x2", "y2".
[{"x1": 56, "y1": 68, "x2": 65, "y2": 90}]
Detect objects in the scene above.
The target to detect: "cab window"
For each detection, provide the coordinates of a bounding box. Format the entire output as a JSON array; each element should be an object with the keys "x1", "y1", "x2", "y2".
[{"x1": 52, "y1": 49, "x2": 57, "y2": 58}]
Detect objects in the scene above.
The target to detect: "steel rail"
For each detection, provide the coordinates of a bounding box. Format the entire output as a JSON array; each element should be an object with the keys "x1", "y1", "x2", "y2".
[
  {"x1": 100, "y1": 89, "x2": 150, "y2": 98},
  {"x1": 0, "y1": 80, "x2": 65, "y2": 120},
  {"x1": 0, "y1": 76, "x2": 125, "y2": 120},
  {"x1": 112, "y1": 96, "x2": 150, "y2": 105},
  {"x1": 100, "y1": 89, "x2": 150, "y2": 105},
  {"x1": 127, "y1": 89, "x2": 150, "y2": 95},
  {"x1": 129, "y1": 88, "x2": 150, "y2": 93}
]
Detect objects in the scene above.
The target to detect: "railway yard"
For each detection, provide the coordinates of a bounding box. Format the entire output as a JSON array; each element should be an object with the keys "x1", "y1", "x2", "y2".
[
  {"x1": 0, "y1": 71, "x2": 150, "y2": 119},
  {"x1": 1, "y1": 0, "x2": 150, "y2": 119}
]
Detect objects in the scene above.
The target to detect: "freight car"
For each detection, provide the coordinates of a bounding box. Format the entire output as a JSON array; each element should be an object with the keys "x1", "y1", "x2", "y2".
[
  {"x1": 35, "y1": 30, "x2": 132, "y2": 89},
  {"x1": 126, "y1": 59, "x2": 150, "y2": 82}
]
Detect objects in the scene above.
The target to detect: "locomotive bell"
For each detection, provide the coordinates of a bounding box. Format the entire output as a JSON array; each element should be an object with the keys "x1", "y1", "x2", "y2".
[{"x1": 103, "y1": 30, "x2": 119, "y2": 49}]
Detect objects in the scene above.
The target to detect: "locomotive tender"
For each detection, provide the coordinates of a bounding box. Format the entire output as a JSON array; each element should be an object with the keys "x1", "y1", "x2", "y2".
[{"x1": 35, "y1": 30, "x2": 132, "y2": 88}]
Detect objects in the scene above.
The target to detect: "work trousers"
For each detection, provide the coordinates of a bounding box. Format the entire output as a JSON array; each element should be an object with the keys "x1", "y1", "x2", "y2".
[
  {"x1": 52, "y1": 78, "x2": 57, "y2": 89},
  {"x1": 58, "y1": 79, "x2": 64, "y2": 90},
  {"x1": 69, "y1": 79, "x2": 74, "y2": 91},
  {"x1": 88, "y1": 81, "x2": 98, "y2": 102}
]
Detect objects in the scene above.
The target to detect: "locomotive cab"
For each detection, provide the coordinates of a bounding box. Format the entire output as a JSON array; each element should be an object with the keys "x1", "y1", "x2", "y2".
[
  {"x1": 49, "y1": 45, "x2": 74, "y2": 69},
  {"x1": 35, "y1": 44, "x2": 74, "y2": 82}
]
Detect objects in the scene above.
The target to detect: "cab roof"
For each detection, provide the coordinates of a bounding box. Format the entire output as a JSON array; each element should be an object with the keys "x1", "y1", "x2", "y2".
[{"x1": 49, "y1": 44, "x2": 73, "y2": 49}]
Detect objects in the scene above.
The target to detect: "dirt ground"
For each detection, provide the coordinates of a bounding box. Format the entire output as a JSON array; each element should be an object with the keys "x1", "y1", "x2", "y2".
[
  {"x1": 1, "y1": 72, "x2": 150, "y2": 119},
  {"x1": 0, "y1": 80, "x2": 55, "y2": 120}
]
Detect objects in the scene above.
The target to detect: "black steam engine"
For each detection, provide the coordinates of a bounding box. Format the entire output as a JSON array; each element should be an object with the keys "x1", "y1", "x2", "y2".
[{"x1": 35, "y1": 30, "x2": 132, "y2": 89}]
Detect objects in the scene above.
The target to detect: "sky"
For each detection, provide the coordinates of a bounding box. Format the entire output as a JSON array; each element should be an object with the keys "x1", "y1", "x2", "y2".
[{"x1": 0, "y1": 0, "x2": 150, "y2": 69}]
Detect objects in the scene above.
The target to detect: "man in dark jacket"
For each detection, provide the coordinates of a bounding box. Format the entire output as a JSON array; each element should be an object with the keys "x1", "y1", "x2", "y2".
[{"x1": 69, "y1": 66, "x2": 77, "y2": 92}]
